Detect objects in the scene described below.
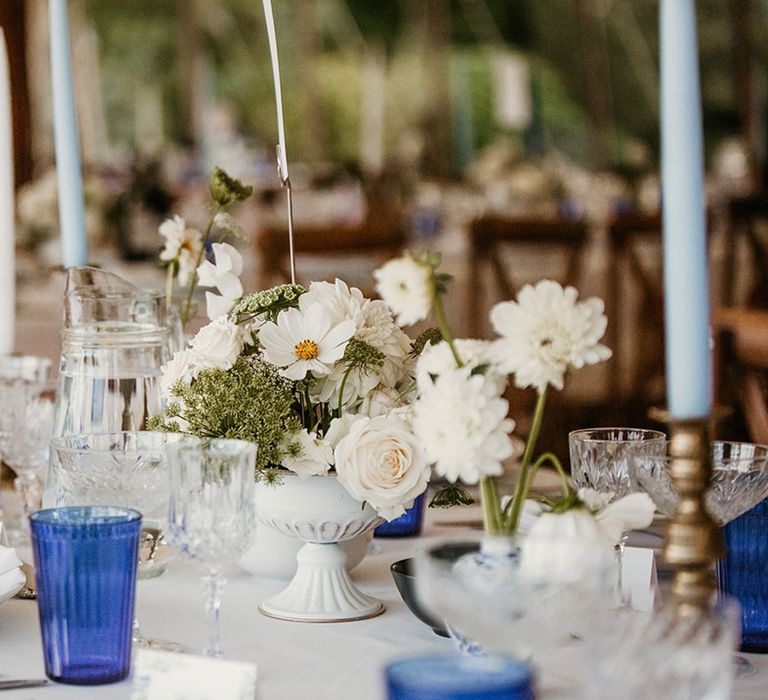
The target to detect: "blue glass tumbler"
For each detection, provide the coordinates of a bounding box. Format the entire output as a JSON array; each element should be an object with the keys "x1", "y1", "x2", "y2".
[
  {"x1": 386, "y1": 655, "x2": 534, "y2": 700},
  {"x1": 717, "y1": 498, "x2": 768, "y2": 652},
  {"x1": 375, "y1": 492, "x2": 426, "y2": 538},
  {"x1": 30, "y1": 506, "x2": 142, "y2": 684}
]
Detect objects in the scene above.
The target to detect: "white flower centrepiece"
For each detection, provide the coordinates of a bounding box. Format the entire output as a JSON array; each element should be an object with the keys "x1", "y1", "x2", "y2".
[
  {"x1": 188, "y1": 316, "x2": 245, "y2": 371},
  {"x1": 373, "y1": 256, "x2": 433, "y2": 327},
  {"x1": 259, "y1": 296, "x2": 356, "y2": 381},
  {"x1": 335, "y1": 415, "x2": 429, "y2": 521},
  {"x1": 412, "y1": 366, "x2": 515, "y2": 484},
  {"x1": 490, "y1": 280, "x2": 612, "y2": 391},
  {"x1": 280, "y1": 429, "x2": 333, "y2": 478}
]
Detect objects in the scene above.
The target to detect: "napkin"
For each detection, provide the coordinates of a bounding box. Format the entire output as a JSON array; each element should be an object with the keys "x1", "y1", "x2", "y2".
[{"x1": 0, "y1": 525, "x2": 25, "y2": 603}]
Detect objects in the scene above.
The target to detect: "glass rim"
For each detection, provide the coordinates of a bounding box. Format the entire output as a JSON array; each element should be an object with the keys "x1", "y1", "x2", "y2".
[
  {"x1": 634, "y1": 439, "x2": 768, "y2": 462},
  {"x1": 50, "y1": 431, "x2": 182, "y2": 453},
  {"x1": 30, "y1": 505, "x2": 142, "y2": 526},
  {"x1": 569, "y1": 427, "x2": 667, "y2": 443}
]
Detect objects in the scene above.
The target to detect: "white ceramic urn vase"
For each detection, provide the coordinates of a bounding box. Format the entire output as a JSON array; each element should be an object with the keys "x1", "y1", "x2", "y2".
[{"x1": 255, "y1": 473, "x2": 384, "y2": 622}]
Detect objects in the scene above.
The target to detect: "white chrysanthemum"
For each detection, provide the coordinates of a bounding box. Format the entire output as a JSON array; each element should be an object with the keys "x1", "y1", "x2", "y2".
[
  {"x1": 158, "y1": 215, "x2": 203, "y2": 286},
  {"x1": 307, "y1": 280, "x2": 411, "y2": 407},
  {"x1": 280, "y1": 429, "x2": 333, "y2": 477},
  {"x1": 259, "y1": 298, "x2": 355, "y2": 381},
  {"x1": 412, "y1": 367, "x2": 515, "y2": 484},
  {"x1": 416, "y1": 339, "x2": 501, "y2": 395},
  {"x1": 373, "y1": 256, "x2": 433, "y2": 327},
  {"x1": 490, "y1": 280, "x2": 612, "y2": 392}
]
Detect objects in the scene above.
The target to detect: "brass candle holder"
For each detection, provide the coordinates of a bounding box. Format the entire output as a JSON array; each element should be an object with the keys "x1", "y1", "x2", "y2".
[{"x1": 651, "y1": 410, "x2": 724, "y2": 616}]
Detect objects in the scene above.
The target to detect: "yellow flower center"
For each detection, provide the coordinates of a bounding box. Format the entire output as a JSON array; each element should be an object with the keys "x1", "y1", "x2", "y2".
[{"x1": 294, "y1": 339, "x2": 319, "y2": 361}]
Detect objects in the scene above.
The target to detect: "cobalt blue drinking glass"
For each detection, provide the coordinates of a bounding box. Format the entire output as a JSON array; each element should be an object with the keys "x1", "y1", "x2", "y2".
[
  {"x1": 385, "y1": 655, "x2": 534, "y2": 700},
  {"x1": 30, "y1": 506, "x2": 141, "y2": 685},
  {"x1": 375, "y1": 492, "x2": 426, "y2": 538},
  {"x1": 717, "y1": 498, "x2": 768, "y2": 653}
]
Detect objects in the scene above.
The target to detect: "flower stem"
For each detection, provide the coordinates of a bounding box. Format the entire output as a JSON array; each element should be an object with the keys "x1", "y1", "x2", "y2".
[
  {"x1": 503, "y1": 386, "x2": 548, "y2": 533},
  {"x1": 180, "y1": 204, "x2": 221, "y2": 326},
  {"x1": 480, "y1": 476, "x2": 502, "y2": 534},
  {"x1": 337, "y1": 366, "x2": 353, "y2": 415},
  {"x1": 432, "y1": 286, "x2": 463, "y2": 368},
  {"x1": 165, "y1": 263, "x2": 175, "y2": 307}
]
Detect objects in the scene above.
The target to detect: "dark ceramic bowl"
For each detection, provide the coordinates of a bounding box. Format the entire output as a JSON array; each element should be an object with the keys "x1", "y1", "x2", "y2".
[{"x1": 390, "y1": 557, "x2": 449, "y2": 637}]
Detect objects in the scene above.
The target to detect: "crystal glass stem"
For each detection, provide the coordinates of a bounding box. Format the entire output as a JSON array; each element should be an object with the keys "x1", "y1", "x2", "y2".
[
  {"x1": 202, "y1": 571, "x2": 227, "y2": 658},
  {"x1": 616, "y1": 533, "x2": 628, "y2": 607},
  {"x1": 14, "y1": 473, "x2": 41, "y2": 517}
]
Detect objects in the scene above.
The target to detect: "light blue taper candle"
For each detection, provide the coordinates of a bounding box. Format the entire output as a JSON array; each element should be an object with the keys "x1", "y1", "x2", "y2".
[
  {"x1": 49, "y1": 0, "x2": 87, "y2": 268},
  {"x1": 660, "y1": 0, "x2": 712, "y2": 419}
]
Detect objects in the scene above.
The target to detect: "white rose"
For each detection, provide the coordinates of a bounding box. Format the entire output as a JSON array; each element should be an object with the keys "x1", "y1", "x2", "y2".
[
  {"x1": 280, "y1": 429, "x2": 333, "y2": 477},
  {"x1": 519, "y1": 509, "x2": 615, "y2": 587},
  {"x1": 160, "y1": 348, "x2": 200, "y2": 399},
  {"x1": 325, "y1": 414, "x2": 366, "y2": 450},
  {"x1": 373, "y1": 256, "x2": 433, "y2": 327},
  {"x1": 335, "y1": 415, "x2": 430, "y2": 521},
  {"x1": 188, "y1": 316, "x2": 244, "y2": 371}
]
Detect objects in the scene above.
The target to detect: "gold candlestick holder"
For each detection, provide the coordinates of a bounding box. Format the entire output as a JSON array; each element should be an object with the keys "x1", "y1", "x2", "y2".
[{"x1": 651, "y1": 410, "x2": 724, "y2": 616}]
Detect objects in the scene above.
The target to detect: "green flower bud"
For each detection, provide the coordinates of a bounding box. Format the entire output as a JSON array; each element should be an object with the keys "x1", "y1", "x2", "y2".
[{"x1": 210, "y1": 166, "x2": 254, "y2": 207}]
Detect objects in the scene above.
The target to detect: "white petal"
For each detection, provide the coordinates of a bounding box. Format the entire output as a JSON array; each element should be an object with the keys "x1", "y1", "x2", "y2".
[{"x1": 204, "y1": 292, "x2": 235, "y2": 320}]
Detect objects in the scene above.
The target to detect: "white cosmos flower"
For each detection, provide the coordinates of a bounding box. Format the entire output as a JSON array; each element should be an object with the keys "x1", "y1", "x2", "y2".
[
  {"x1": 197, "y1": 242, "x2": 244, "y2": 320},
  {"x1": 412, "y1": 366, "x2": 515, "y2": 484},
  {"x1": 373, "y1": 256, "x2": 433, "y2": 327},
  {"x1": 490, "y1": 280, "x2": 612, "y2": 392},
  {"x1": 578, "y1": 488, "x2": 656, "y2": 545},
  {"x1": 280, "y1": 429, "x2": 333, "y2": 477},
  {"x1": 259, "y1": 297, "x2": 356, "y2": 381},
  {"x1": 159, "y1": 215, "x2": 203, "y2": 286}
]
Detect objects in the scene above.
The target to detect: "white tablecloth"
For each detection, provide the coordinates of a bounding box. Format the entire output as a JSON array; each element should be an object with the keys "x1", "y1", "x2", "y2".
[{"x1": 1, "y1": 519, "x2": 767, "y2": 699}]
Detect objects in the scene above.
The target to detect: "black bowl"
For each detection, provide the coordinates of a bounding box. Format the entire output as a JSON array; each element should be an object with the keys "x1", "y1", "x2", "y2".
[{"x1": 390, "y1": 557, "x2": 449, "y2": 637}]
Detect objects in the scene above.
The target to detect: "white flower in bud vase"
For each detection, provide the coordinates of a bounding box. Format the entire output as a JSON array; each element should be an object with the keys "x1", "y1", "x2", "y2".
[
  {"x1": 412, "y1": 366, "x2": 515, "y2": 484},
  {"x1": 159, "y1": 215, "x2": 203, "y2": 285},
  {"x1": 197, "y1": 242, "x2": 244, "y2": 320},
  {"x1": 280, "y1": 429, "x2": 333, "y2": 478},
  {"x1": 259, "y1": 297, "x2": 356, "y2": 381},
  {"x1": 490, "y1": 280, "x2": 612, "y2": 392},
  {"x1": 373, "y1": 256, "x2": 433, "y2": 327},
  {"x1": 160, "y1": 348, "x2": 200, "y2": 399},
  {"x1": 519, "y1": 508, "x2": 615, "y2": 587},
  {"x1": 578, "y1": 488, "x2": 656, "y2": 545},
  {"x1": 188, "y1": 316, "x2": 245, "y2": 371},
  {"x1": 334, "y1": 415, "x2": 430, "y2": 521}
]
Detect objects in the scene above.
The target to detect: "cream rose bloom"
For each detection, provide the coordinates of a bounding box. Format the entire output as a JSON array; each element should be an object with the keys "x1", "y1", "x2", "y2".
[
  {"x1": 334, "y1": 415, "x2": 429, "y2": 521},
  {"x1": 188, "y1": 316, "x2": 244, "y2": 371}
]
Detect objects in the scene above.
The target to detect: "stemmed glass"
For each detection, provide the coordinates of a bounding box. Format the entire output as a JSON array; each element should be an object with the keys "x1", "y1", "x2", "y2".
[
  {"x1": 166, "y1": 437, "x2": 257, "y2": 658},
  {"x1": 49, "y1": 431, "x2": 181, "y2": 650},
  {"x1": 0, "y1": 355, "x2": 53, "y2": 542},
  {"x1": 569, "y1": 428, "x2": 667, "y2": 605}
]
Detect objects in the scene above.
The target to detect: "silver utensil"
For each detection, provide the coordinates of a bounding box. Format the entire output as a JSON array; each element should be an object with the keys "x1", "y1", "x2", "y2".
[{"x1": 0, "y1": 679, "x2": 48, "y2": 690}]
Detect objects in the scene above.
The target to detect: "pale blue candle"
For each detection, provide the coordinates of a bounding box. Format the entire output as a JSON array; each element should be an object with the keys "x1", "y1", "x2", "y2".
[
  {"x1": 49, "y1": 0, "x2": 87, "y2": 268},
  {"x1": 660, "y1": 0, "x2": 712, "y2": 419}
]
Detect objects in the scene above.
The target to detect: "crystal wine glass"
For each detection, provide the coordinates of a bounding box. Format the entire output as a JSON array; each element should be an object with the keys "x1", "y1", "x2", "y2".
[
  {"x1": 166, "y1": 437, "x2": 257, "y2": 658},
  {"x1": 49, "y1": 431, "x2": 181, "y2": 650},
  {"x1": 569, "y1": 427, "x2": 667, "y2": 605}
]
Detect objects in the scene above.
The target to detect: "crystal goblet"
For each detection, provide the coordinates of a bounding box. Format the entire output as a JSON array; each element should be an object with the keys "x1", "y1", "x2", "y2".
[
  {"x1": 631, "y1": 441, "x2": 768, "y2": 525},
  {"x1": 166, "y1": 437, "x2": 257, "y2": 658},
  {"x1": 569, "y1": 427, "x2": 667, "y2": 605},
  {"x1": 49, "y1": 431, "x2": 181, "y2": 650}
]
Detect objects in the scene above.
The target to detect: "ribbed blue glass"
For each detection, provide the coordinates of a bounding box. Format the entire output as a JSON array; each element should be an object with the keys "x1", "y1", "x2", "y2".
[
  {"x1": 386, "y1": 655, "x2": 534, "y2": 700},
  {"x1": 30, "y1": 506, "x2": 141, "y2": 685},
  {"x1": 375, "y1": 492, "x2": 426, "y2": 538},
  {"x1": 717, "y1": 498, "x2": 768, "y2": 652}
]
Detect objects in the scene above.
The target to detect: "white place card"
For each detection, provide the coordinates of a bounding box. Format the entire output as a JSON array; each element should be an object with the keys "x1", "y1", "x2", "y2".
[
  {"x1": 621, "y1": 546, "x2": 657, "y2": 612},
  {"x1": 131, "y1": 649, "x2": 257, "y2": 700}
]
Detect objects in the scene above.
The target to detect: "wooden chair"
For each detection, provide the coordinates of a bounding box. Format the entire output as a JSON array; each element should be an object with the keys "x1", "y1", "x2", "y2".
[
  {"x1": 713, "y1": 307, "x2": 768, "y2": 444},
  {"x1": 467, "y1": 214, "x2": 591, "y2": 337},
  {"x1": 606, "y1": 213, "x2": 666, "y2": 411},
  {"x1": 722, "y1": 193, "x2": 768, "y2": 308}
]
